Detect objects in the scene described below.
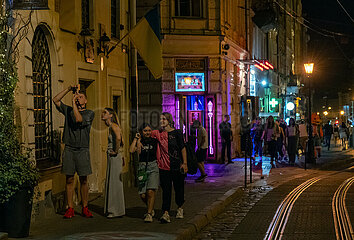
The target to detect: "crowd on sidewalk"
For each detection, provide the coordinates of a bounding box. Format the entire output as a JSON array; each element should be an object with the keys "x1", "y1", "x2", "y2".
[
  {"x1": 248, "y1": 116, "x2": 353, "y2": 167},
  {"x1": 52, "y1": 84, "x2": 353, "y2": 228}
]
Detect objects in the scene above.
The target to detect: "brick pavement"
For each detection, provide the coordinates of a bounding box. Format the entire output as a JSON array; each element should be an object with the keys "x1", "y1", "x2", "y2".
[
  {"x1": 8, "y1": 145, "x2": 354, "y2": 240},
  {"x1": 193, "y1": 146, "x2": 354, "y2": 240}
]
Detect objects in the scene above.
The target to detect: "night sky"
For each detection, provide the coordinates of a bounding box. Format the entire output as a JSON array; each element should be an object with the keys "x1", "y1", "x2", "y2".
[{"x1": 302, "y1": 0, "x2": 354, "y2": 98}]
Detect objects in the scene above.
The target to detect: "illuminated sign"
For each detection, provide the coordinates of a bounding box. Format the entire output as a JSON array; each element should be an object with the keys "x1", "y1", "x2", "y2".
[
  {"x1": 175, "y1": 73, "x2": 205, "y2": 92},
  {"x1": 286, "y1": 102, "x2": 295, "y2": 111},
  {"x1": 250, "y1": 72, "x2": 256, "y2": 96},
  {"x1": 269, "y1": 98, "x2": 279, "y2": 108}
]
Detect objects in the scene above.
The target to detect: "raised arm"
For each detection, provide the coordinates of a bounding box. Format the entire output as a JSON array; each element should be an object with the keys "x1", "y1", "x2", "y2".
[
  {"x1": 72, "y1": 94, "x2": 83, "y2": 123},
  {"x1": 129, "y1": 133, "x2": 141, "y2": 153},
  {"x1": 53, "y1": 86, "x2": 72, "y2": 108}
]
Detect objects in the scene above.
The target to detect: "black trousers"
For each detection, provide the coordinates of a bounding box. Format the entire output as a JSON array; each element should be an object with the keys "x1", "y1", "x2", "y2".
[
  {"x1": 221, "y1": 140, "x2": 232, "y2": 162},
  {"x1": 267, "y1": 140, "x2": 277, "y2": 162},
  {"x1": 159, "y1": 169, "x2": 185, "y2": 212}
]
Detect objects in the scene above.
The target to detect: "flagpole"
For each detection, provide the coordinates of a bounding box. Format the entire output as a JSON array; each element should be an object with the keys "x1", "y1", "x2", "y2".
[
  {"x1": 106, "y1": 32, "x2": 130, "y2": 56},
  {"x1": 106, "y1": 14, "x2": 147, "y2": 57}
]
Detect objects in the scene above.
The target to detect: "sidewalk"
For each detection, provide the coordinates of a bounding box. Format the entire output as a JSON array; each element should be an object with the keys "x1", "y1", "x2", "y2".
[{"x1": 21, "y1": 147, "x2": 354, "y2": 240}]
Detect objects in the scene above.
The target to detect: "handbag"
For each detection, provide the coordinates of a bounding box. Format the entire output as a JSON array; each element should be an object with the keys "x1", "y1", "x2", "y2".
[{"x1": 137, "y1": 143, "x2": 150, "y2": 188}]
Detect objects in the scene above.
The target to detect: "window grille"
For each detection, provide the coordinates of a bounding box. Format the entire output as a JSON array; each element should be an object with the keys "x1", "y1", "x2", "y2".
[
  {"x1": 111, "y1": 0, "x2": 120, "y2": 38},
  {"x1": 175, "y1": 0, "x2": 203, "y2": 17},
  {"x1": 32, "y1": 27, "x2": 54, "y2": 169}
]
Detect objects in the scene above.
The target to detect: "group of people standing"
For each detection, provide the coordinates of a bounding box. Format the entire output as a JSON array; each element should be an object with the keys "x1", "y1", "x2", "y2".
[
  {"x1": 323, "y1": 121, "x2": 351, "y2": 150},
  {"x1": 250, "y1": 116, "x2": 352, "y2": 166},
  {"x1": 53, "y1": 86, "x2": 189, "y2": 223},
  {"x1": 250, "y1": 116, "x2": 306, "y2": 166}
]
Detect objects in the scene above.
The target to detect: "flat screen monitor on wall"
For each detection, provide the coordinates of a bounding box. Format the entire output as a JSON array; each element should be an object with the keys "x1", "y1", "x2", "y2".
[{"x1": 175, "y1": 72, "x2": 205, "y2": 92}]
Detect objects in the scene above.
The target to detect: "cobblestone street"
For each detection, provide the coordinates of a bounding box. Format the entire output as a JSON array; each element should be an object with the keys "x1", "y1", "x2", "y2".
[{"x1": 194, "y1": 186, "x2": 273, "y2": 240}]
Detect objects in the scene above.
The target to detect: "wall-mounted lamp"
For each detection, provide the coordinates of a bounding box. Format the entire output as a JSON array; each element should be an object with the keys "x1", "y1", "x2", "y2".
[
  {"x1": 121, "y1": 44, "x2": 128, "y2": 53},
  {"x1": 97, "y1": 33, "x2": 111, "y2": 57}
]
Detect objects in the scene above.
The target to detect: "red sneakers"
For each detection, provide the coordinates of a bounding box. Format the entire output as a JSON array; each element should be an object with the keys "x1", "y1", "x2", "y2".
[
  {"x1": 82, "y1": 206, "x2": 93, "y2": 218},
  {"x1": 63, "y1": 207, "x2": 75, "y2": 219}
]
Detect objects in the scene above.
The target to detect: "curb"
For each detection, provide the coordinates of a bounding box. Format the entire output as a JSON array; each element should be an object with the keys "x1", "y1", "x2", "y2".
[
  {"x1": 175, "y1": 187, "x2": 244, "y2": 240},
  {"x1": 0, "y1": 232, "x2": 8, "y2": 240}
]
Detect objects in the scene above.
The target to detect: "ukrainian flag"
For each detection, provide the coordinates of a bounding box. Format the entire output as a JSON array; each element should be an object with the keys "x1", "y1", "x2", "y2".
[{"x1": 129, "y1": 5, "x2": 163, "y2": 79}]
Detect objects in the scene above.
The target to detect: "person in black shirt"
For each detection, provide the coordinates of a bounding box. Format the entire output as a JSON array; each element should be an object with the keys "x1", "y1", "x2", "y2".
[
  {"x1": 219, "y1": 115, "x2": 233, "y2": 164},
  {"x1": 323, "y1": 121, "x2": 333, "y2": 150},
  {"x1": 130, "y1": 123, "x2": 159, "y2": 223},
  {"x1": 151, "y1": 112, "x2": 187, "y2": 223}
]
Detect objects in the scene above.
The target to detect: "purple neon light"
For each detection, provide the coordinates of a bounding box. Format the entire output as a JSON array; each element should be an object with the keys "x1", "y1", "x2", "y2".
[
  {"x1": 176, "y1": 99, "x2": 180, "y2": 129},
  {"x1": 207, "y1": 100, "x2": 214, "y2": 155}
]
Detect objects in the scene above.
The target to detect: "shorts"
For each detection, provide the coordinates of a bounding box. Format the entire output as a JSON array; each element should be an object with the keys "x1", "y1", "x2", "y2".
[
  {"x1": 138, "y1": 161, "x2": 159, "y2": 195},
  {"x1": 62, "y1": 146, "x2": 92, "y2": 176},
  {"x1": 196, "y1": 148, "x2": 207, "y2": 163}
]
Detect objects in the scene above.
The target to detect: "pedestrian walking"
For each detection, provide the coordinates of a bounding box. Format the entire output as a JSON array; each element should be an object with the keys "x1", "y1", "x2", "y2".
[
  {"x1": 219, "y1": 115, "x2": 233, "y2": 164},
  {"x1": 275, "y1": 120, "x2": 286, "y2": 161},
  {"x1": 262, "y1": 116, "x2": 279, "y2": 164},
  {"x1": 101, "y1": 108, "x2": 125, "y2": 218},
  {"x1": 129, "y1": 123, "x2": 159, "y2": 222},
  {"x1": 323, "y1": 121, "x2": 333, "y2": 150},
  {"x1": 298, "y1": 120, "x2": 308, "y2": 155},
  {"x1": 333, "y1": 124, "x2": 339, "y2": 146},
  {"x1": 286, "y1": 118, "x2": 300, "y2": 165},
  {"x1": 53, "y1": 85, "x2": 95, "y2": 219},
  {"x1": 192, "y1": 120, "x2": 208, "y2": 182},
  {"x1": 250, "y1": 117, "x2": 263, "y2": 159},
  {"x1": 312, "y1": 123, "x2": 323, "y2": 159},
  {"x1": 339, "y1": 122, "x2": 348, "y2": 150},
  {"x1": 151, "y1": 112, "x2": 188, "y2": 223}
]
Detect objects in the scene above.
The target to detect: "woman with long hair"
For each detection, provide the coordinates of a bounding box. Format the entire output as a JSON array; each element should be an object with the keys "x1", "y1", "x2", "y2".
[
  {"x1": 339, "y1": 122, "x2": 348, "y2": 150},
  {"x1": 129, "y1": 123, "x2": 159, "y2": 222},
  {"x1": 101, "y1": 107, "x2": 125, "y2": 218},
  {"x1": 151, "y1": 112, "x2": 188, "y2": 223},
  {"x1": 286, "y1": 118, "x2": 300, "y2": 165},
  {"x1": 262, "y1": 116, "x2": 279, "y2": 164}
]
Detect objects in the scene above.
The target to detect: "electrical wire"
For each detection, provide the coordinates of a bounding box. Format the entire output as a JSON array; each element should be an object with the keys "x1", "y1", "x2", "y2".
[
  {"x1": 336, "y1": 0, "x2": 354, "y2": 24},
  {"x1": 273, "y1": 0, "x2": 354, "y2": 65},
  {"x1": 273, "y1": 0, "x2": 353, "y2": 37}
]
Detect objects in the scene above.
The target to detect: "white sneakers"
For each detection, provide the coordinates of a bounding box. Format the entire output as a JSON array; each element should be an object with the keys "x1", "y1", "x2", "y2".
[
  {"x1": 160, "y1": 211, "x2": 171, "y2": 223},
  {"x1": 159, "y1": 208, "x2": 184, "y2": 223},
  {"x1": 143, "y1": 210, "x2": 155, "y2": 223},
  {"x1": 144, "y1": 213, "x2": 153, "y2": 223},
  {"x1": 176, "y1": 208, "x2": 184, "y2": 219}
]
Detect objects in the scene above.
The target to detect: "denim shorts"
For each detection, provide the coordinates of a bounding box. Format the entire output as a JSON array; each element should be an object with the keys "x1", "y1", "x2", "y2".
[
  {"x1": 62, "y1": 146, "x2": 92, "y2": 176},
  {"x1": 138, "y1": 161, "x2": 159, "y2": 194}
]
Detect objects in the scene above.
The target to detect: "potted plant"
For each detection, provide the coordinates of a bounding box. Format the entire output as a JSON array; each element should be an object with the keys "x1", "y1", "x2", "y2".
[{"x1": 0, "y1": 10, "x2": 39, "y2": 238}]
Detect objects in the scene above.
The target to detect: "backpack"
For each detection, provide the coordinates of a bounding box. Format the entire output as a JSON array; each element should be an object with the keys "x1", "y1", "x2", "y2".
[{"x1": 185, "y1": 141, "x2": 198, "y2": 175}]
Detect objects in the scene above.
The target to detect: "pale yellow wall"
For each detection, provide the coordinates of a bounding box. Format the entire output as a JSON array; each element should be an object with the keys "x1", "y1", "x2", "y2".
[
  {"x1": 160, "y1": 0, "x2": 249, "y2": 161},
  {"x1": 14, "y1": 0, "x2": 131, "y2": 197}
]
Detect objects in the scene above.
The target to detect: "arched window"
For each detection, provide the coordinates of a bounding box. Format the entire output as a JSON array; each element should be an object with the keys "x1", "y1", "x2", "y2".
[{"x1": 32, "y1": 27, "x2": 54, "y2": 168}]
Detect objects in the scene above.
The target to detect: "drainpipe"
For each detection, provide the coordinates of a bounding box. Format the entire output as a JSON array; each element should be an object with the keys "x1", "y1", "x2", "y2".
[{"x1": 130, "y1": 0, "x2": 138, "y2": 132}]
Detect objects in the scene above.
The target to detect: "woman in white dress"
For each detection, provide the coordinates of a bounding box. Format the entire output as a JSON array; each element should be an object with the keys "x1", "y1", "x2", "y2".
[{"x1": 101, "y1": 108, "x2": 125, "y2": 218}]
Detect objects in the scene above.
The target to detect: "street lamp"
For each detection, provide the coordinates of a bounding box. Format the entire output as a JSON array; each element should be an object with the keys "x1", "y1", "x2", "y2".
[
  {"x1": 304, "y1": 63, "x2": 314, "y2": 169},
  {"x1": 340, "y1": 110, "x2": 345, "y2": 115}
]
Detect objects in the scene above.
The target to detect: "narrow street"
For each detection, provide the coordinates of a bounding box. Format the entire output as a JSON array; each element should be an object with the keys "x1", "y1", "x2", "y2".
[{"x1": 195, "y1": 147, "x2": 354, "y2": 240}]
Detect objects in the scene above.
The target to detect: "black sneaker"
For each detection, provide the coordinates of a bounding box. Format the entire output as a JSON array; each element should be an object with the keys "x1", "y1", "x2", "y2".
[
  {"x1": 195, "y1": 174, "x2": 207, "y2": 182},
  {"x1": 227, "y1": 161, "x2": 234, "y2": 164}
]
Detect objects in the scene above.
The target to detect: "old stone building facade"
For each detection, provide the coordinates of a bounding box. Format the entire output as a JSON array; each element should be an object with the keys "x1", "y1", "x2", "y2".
[{"x1": 14, "y1": 0, "x2": 133, "y2": 210}]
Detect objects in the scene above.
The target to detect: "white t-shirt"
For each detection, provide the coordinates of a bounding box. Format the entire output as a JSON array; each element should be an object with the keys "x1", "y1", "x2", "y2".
[{"x1": 197, "y1": 127, "x2": 208, "y2": 149}]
